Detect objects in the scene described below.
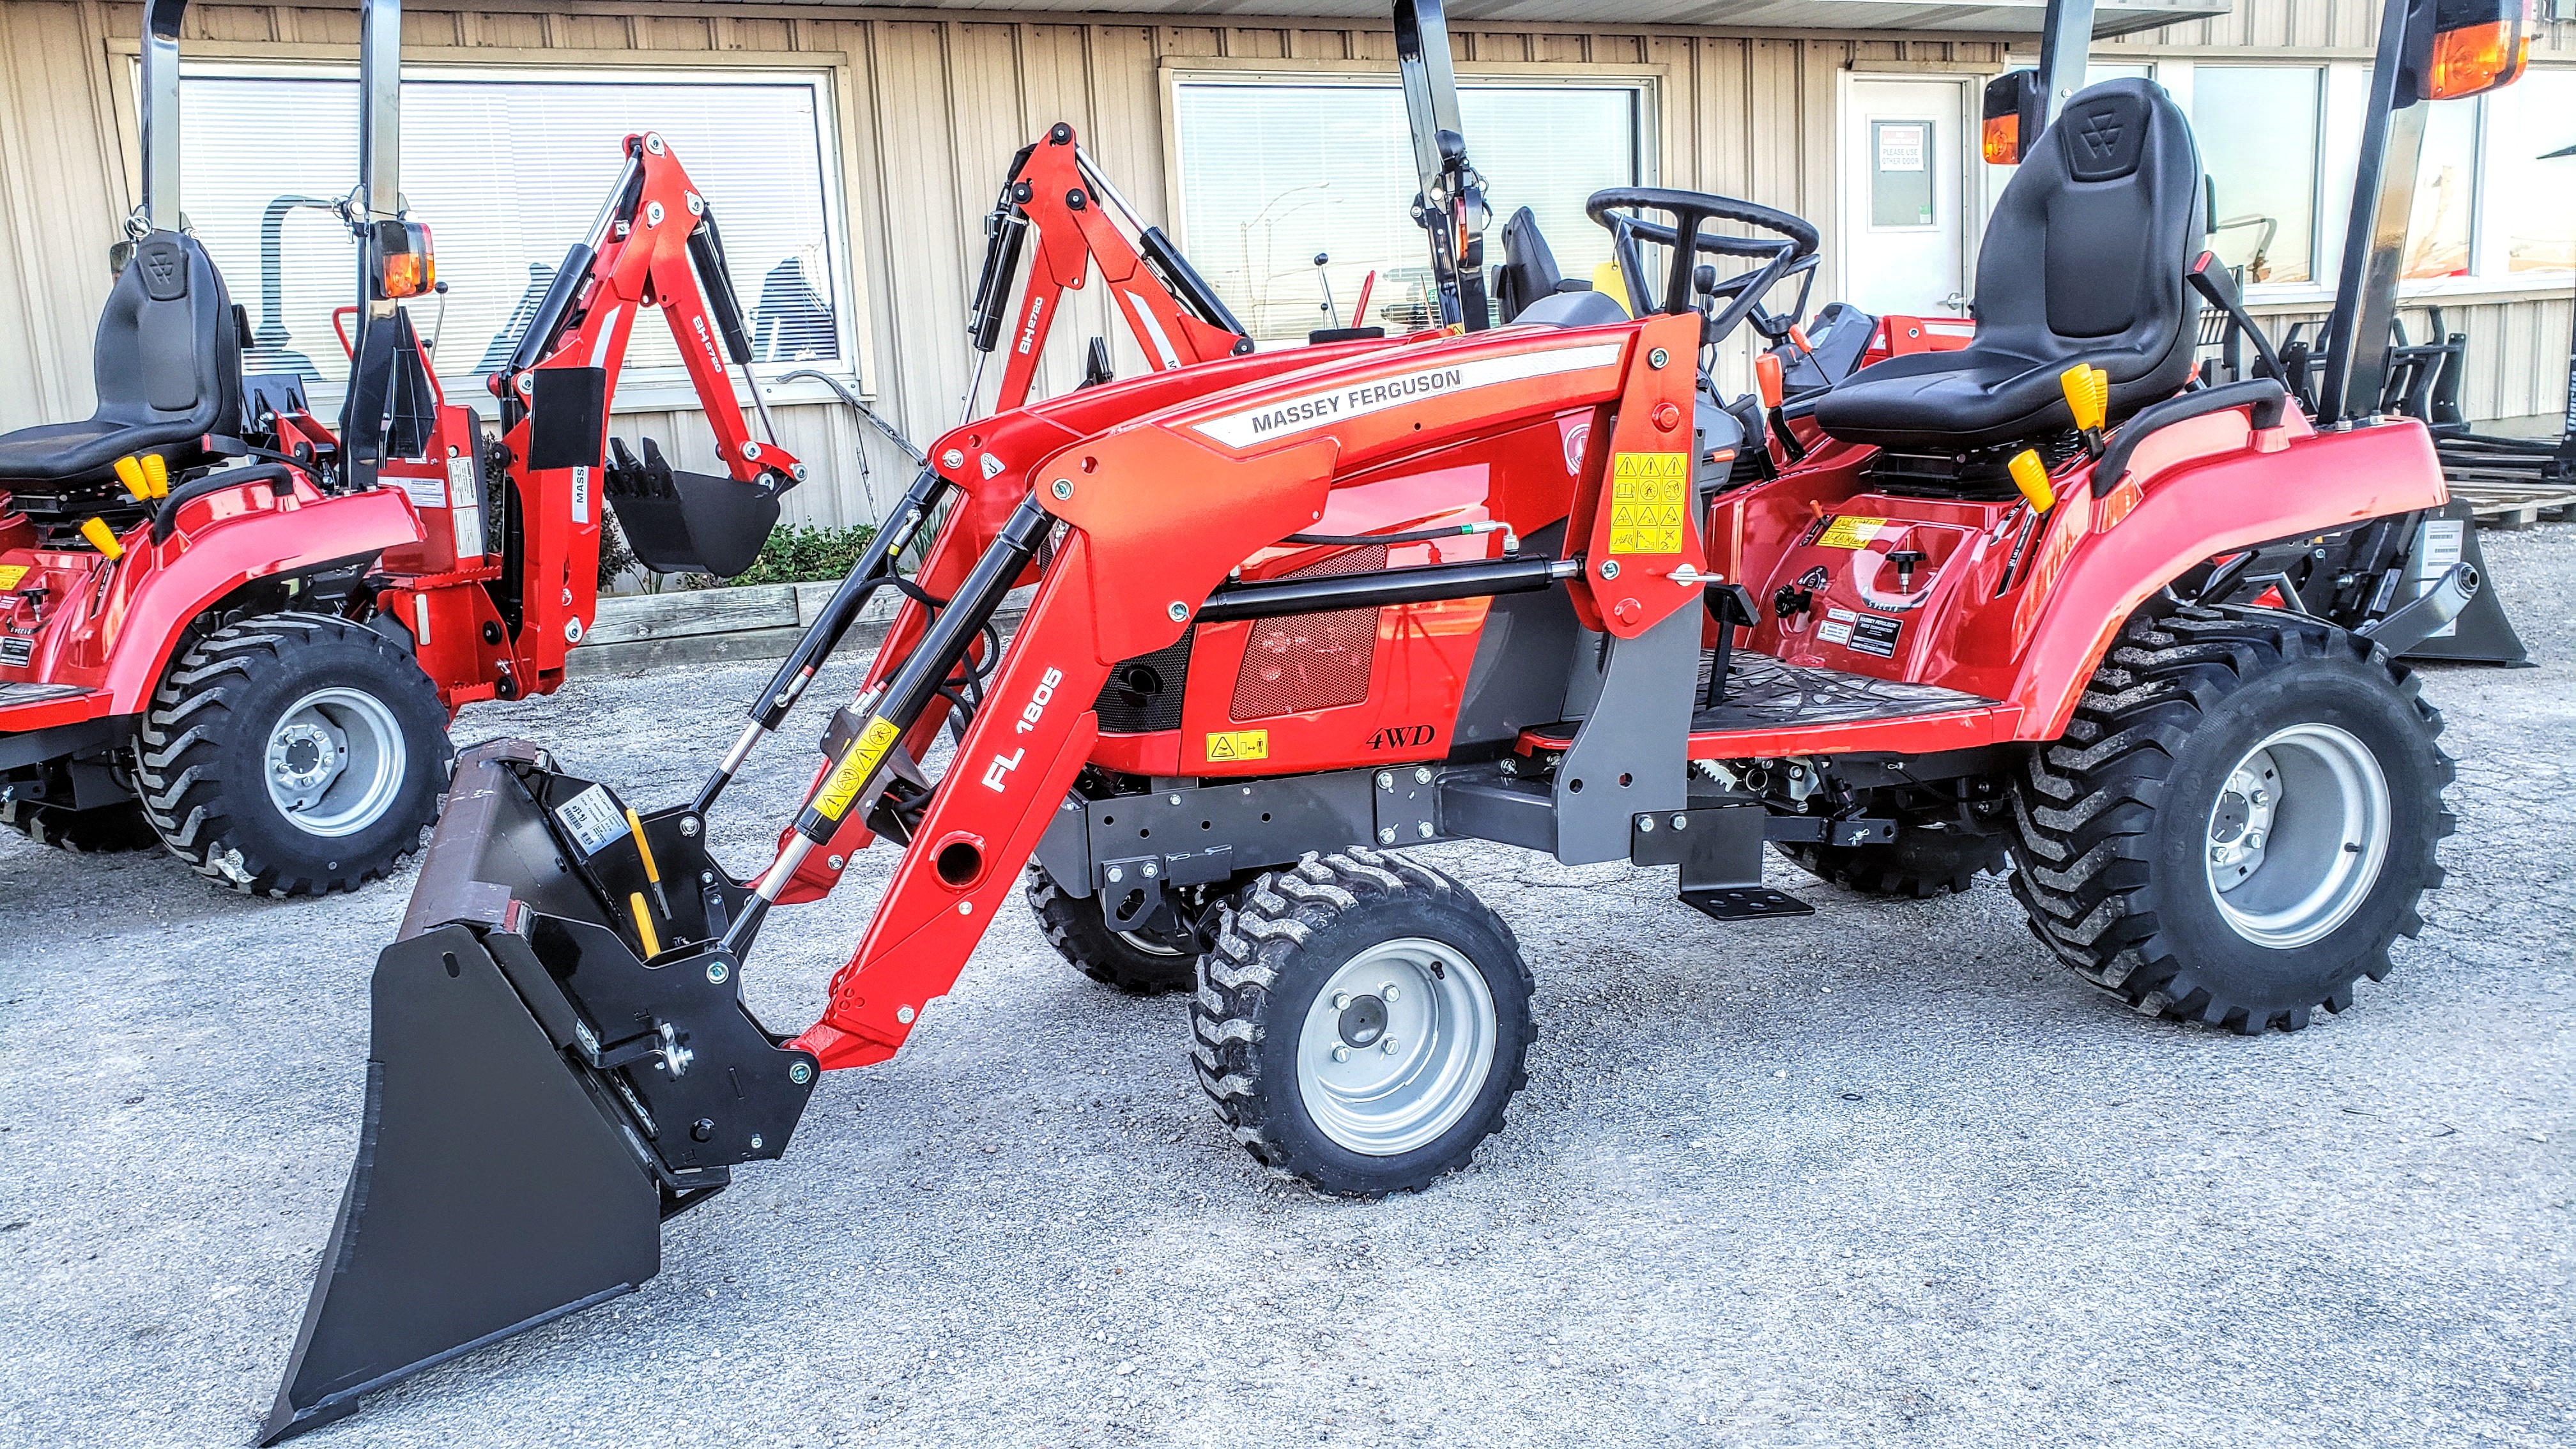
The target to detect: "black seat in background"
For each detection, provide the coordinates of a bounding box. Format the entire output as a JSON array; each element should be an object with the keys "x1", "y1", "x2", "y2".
[
  {"x1": 1816, "y1": 79, "x2": 2204, "y2": 452},
  {"x1": 1492, "y1": 206, "x2": 1564, "y2": 323},
  {"x1": 0, "y1": 231, "x2": 245, "y2": 497}
]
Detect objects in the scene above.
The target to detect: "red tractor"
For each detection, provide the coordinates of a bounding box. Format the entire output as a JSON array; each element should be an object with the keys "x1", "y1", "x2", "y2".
[
  {"x1": 0, "y1": 0, "x2": 813, "y2": 895},
  {"x1": 259, "y1": 0, "x2": 2529, "y2": 1439}
]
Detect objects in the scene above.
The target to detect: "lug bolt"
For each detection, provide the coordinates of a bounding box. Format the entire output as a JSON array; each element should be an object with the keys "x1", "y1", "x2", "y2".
[
  {"x1": 1333, "y1": 1046, "x2": 1351, "y2": 1063},
  {"x1": 1383, "y1": 985, "x2": 1400, "y2": 1003},
  {"x1": 2244, "y1": 830, "x2": 2265, "y2": 849},
  {"x1": 1334, "y1": 993, "x2": 1352, "y2": 1009},
  {"x1": 2210, "y1": 846, "x2": 2229, "y2": 863},
  {"x1": 2251, "y1": 789, "x2": 2271, "y2": 807},
  {"x1": 1382, "y1": 1038, "x2": 1400, "y2": 1055}
]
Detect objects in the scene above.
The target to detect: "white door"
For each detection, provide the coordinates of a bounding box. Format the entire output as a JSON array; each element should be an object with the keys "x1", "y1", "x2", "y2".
[{"x1": 1841, "y1": 78, "x2": 1973, "y2": 317}]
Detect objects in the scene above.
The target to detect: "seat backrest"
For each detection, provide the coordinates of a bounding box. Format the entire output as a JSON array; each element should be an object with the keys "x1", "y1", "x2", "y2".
[
  {"x1": 1492, "y1": 206, "x2": 1564, "y2": 324},
  {"x1": 1975, "y1": 78, "x2": 2204, "y2": 401},
  {"x1": 93, "y1": 230, "x2": 245, "y2": 440}
]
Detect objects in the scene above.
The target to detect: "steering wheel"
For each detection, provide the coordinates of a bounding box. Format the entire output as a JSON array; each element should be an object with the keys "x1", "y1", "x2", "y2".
[{"x1": 1584, "y1": 187, "x2": 1821, "y2": 347}]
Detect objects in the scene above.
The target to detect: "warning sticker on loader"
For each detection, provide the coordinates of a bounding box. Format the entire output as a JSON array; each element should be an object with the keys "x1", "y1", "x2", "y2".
[
  {"x1": 0, "y1": 566, "x2": 27, "y2": 590},
  {"x1": 814, "y1": 716, "x2": 903, "y2": 821},
  {"x1": 555, "y1": 784, "x2": 628, "y2": 858},
  {"x1": 1817, "y1": 516, "x2": 1887, "y2": 549},
  {"x1": 1205, "y1": 730, "x2": 1269, "y2": 763},
  {"x1": 1607, "y1": 452, "x2": 1687, "y2": 555}
]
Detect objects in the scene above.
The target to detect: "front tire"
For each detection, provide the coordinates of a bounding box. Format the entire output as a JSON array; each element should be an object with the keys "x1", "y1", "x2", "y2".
[
  {"x1": 1, "y1": 796, "x2": 161, "y2": 853},
  {"x1": 2008, "y1": 604, "x2": 2453, "y2": 1032},
  {"x1": 134, "y1": 613, "x2": 454, "y2": 896},
  {"x1": 1024, "y1": 862, "x2": 1210, "y2": 995},
  {"x1": 1192, "y1": 850, "x2": 1534, "y2": 1195}
]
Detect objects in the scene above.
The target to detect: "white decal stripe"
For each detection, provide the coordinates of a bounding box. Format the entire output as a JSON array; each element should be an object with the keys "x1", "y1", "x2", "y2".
[
  {"x1": 589, "y1": 307, "x2": 622, "y2": 369},
  {"x1": 1189, "y1": 342, "x2": 1623, "y2": 450},
  {"x1": 1125, "y1": 291, "x2": 1183, "y2": 371}
]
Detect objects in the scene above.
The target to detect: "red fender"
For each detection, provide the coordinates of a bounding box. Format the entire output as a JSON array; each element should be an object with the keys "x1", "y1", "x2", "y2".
[{"x1": 29, "y1": 481, "x2": 422, "y2": 721}]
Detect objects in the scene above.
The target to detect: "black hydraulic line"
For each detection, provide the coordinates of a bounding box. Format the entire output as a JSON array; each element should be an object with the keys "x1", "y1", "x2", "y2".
[
  {"x1": 1283, "y1": 524, "x2": 1509, "y2": 550},
  {"x1": 720, "y1": 496, "x2": 1055, "y2": 958},
  {"x1": 1138, "y1": 226, "x2": 1251, "y2": 337},
  {"x1": 1195, "y1": 555, "x2": 1562, "y2": 623},
  {"x1": 691, "y1": 468, "x2": 952, "y2": 816}
]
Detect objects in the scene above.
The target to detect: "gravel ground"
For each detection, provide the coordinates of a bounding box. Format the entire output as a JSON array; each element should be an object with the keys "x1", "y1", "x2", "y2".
[{"x1": 3, "y1": 526, "x2": 2571, "y2": 1449}]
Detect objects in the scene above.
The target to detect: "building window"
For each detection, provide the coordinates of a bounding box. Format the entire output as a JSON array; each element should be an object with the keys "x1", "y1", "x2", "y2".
[
  {"x1": 2191, "y1": 66, "x2": 2322, "y2": 286},
  {"x1": 2485, "y1": 66, "x2": 2576, "y2": 274},
  {"x1": 2404, "y1": 96, "x2": 2480, "y2": 280},
  {"x1": 178, "y1": 66, "x2": 847, "y2": 390},
  {"x1": 1170, "y1": 78, "x2": 1644, "y2": 339}
]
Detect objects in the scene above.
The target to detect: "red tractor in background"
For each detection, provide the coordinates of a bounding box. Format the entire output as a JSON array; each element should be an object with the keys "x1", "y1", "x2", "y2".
[{"x1": 0, "y1": 0, "x2": 815, "y2": 894}]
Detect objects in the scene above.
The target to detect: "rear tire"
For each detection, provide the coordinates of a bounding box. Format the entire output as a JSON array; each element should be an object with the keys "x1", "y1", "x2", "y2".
[
  {"x1": 1, "y1": 796, "x2": 161, "y2": 853},
  {"x1": 1024, "y1": 862, "x2": 1208, "y2": 995},
  {"x1": 134, "y1": 613, "x2": 454, "y2": 897},
  {"x1": 2007, "y1": 603, "x2": 2453, "y2": 1032},
  {"x1": 1192, "y1": 850, "x2": 1533, "y2": 1195}
]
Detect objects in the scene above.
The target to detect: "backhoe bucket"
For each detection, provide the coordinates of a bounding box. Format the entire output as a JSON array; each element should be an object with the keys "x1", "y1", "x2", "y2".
[
  {"x1": 605, "y1": 436, "x2": 780, "y2": 578},
  {"x1": 262, "y1": 740, "x2": 817, "y2": 1443}
]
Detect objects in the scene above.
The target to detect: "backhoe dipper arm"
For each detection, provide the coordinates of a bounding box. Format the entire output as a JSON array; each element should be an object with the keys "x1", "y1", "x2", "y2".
[
  {"x1": 979, "y1": 123, "x2": 1250, "y2": 414},
  {"x1": 494, "y1": 132, "x2": 803, "y2": 678}
]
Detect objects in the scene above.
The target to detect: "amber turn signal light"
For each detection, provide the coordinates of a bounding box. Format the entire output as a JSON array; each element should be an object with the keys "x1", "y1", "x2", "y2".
[
  {"x1": 1981, "y1": 114, "x2": 2021, "y2": 167},
  {"x1": 2428, "y1": 18, "x2": 2529, "y2": 99}
]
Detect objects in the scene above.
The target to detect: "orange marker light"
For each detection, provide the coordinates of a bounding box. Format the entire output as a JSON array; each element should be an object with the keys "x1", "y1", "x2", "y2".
[
  {"x1": 2428, "y1": 17, "x2": 2530, "y2": 100},
  {"x1": 1981, "y1": 114, "x2": 2021, "y2": 166},
  {"x1": 1754, "y1": 351, "x2": 1786, "y2": 410}
]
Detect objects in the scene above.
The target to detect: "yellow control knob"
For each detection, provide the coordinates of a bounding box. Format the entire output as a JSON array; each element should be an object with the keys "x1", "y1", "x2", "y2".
[
  {"x1": 80, "y1": 516, "x2": 125, "y2": 561},
  {"x1": 2007, "y1": 449, "x2": 2055, "y2": 512},
  {"x1": 140, "y1": 453, "x2": 171, "y2": 498},
  {"x1": 113, "y1": 456, "x2": 150, "y2": 501},
  {"x1": 2058, "y1": 364, "x2": 2106, "y2": 434}
]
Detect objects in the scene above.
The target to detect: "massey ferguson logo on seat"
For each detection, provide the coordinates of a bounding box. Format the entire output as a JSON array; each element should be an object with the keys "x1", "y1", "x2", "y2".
[{"x1": 2078, "y1": 109, "x2": 2123, "y2": 160}]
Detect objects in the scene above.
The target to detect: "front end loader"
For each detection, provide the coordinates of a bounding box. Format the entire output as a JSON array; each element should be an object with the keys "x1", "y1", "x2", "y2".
[{"x1": 260, "y1": 0, "x2": 2529, "y2": 1439}]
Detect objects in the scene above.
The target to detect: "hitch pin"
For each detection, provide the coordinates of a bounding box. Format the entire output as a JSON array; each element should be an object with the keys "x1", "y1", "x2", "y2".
[
  {"x1": 624, "y1": 806, "x2": 673, "y2": 919},
  {"x1": 1666, "y1": 565, "x2": 1726, "y2": 585}
]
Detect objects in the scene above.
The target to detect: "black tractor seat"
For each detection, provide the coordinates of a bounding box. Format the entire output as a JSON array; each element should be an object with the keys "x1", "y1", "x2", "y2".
[
  {"x1": 1816, "y1": 79, "x2": 2203, "y2": 453},
  {"x1": 0, "y1": 231, "x2": 245, "y2": 517}
]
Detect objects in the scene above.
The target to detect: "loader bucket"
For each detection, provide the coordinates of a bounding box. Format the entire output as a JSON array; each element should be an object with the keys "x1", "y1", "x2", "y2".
[
  {"x1": 605, "y1": 436, "x2": 780, "y2": 579},
  {"x1": 262, "y1": 740, "x2": 818, "y2": 1443}
]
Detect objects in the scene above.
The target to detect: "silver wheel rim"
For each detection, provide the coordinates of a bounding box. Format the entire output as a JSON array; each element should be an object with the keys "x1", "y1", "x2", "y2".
[
  {"x1": 1294, "y1": 937, "x2": 1498, "y2": 1156},
  {"x1": 1116, "y1": 929, "x2": 1188, "y2": 957},
  {"x1": 2202, "y1": 723, "x2": 2391, "y2": 949},
  {"x1": 263, "y1": 686, "x2": 407, "y2": 838}
]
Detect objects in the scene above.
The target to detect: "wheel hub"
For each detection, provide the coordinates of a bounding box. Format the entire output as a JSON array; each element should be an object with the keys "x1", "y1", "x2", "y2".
[
  {"x1": 2202, "y1": 726, "x2": 2391, "y2": 949},
  {"x1": 263, "y1": 687, "x2": 409, "y2": 838},
  {"x1": 1295, "y1": 940, "x2": 1498, "y2": 1157}
]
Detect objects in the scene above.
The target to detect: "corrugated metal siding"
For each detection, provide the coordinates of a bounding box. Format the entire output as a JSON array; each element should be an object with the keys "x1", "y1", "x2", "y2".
[{"x1": 0, "y1": 1, "x2": 2566, "y2": 535}]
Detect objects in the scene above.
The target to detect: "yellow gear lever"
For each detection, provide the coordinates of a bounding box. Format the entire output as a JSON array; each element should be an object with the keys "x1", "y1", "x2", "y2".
[
  {"x1": 80, "y1": 517, "x2": 124, "y2": 561},
  {"x1": 2059, "y1": 364, "x2": 2111, "y2": 456},
  {"x1": 141, "y1": 453, "x2": 171, "y2": 498},
  {"x1": 624, "y1": 805, "x2": 673, "y2": 919},
  {"x1": 113, "y1": 456, "x2": 150, "y2": 501},
  {"x1": 2007, "y1": 449, "x2": 2055, "y2": 512}
]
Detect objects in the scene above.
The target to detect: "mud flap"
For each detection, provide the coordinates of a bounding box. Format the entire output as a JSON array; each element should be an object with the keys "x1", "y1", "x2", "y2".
[
  {"x1": 606, "y1": 436, "x2": 780, "y2": 579},
  {"x1": 259, "y1": 926, "x2": 660, "y2": 1445},
  {"x1": 263, "y1": 741, "x2": 818, "y2": 1442}
]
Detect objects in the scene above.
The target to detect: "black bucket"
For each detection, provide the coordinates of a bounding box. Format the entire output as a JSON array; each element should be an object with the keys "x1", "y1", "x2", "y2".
[
  {"x1": 260, "y1": 740, "x2": 818, "y2": 1443},
  {"x1": 605, "y1": 436, "x2": 780, "y2": 579}
]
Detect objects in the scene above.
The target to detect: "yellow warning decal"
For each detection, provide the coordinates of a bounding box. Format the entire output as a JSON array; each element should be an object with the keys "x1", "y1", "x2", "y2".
[
  {"x1": 1817, "y1": 516, "x2": 1887, "y2": 550},
  {"x1": 813, "y1": 716, "x2": 901, "y2": 821},
  {"x1": 1607, "y1": 451, "x2": 1687, "y2": 555},
  {"x1": 0, "y1": 565, "x2": 26, "y2": 590},
  {"x1": 1205, "y1": 730, "x2": 1269, "y2": 763}
]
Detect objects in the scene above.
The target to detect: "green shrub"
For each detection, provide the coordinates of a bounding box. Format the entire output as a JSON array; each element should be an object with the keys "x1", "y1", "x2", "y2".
[{"x1": 681, "y1": 522, "x2": 879, "y2": 589}]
